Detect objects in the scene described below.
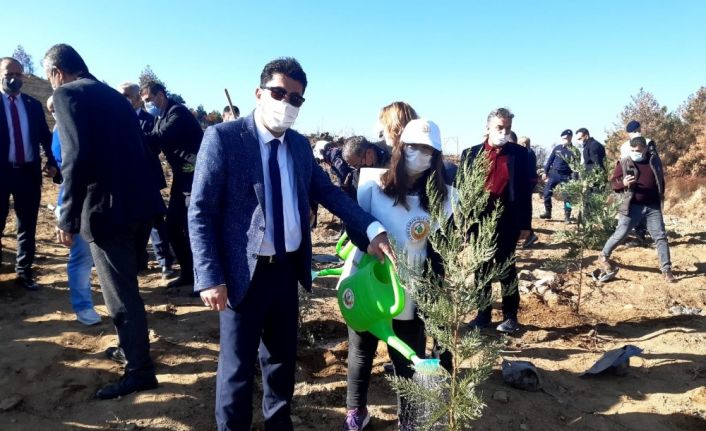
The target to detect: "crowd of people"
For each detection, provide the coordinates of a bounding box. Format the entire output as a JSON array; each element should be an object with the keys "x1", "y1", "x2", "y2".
[{"x1": 0, "y1": 45, "x2": 676, "y2": 430}]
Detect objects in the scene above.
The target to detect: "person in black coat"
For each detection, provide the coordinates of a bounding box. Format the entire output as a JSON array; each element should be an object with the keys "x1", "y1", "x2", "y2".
[
  {"x1": 44, "y1": 43, "x2": 165, "y2": 400},
  {"x1": 0, "y1": 57, "x2": 58, "y2": 289},
  {"x1": 141, "y1": 81, "x2": 203, "y2": 288},
  {"x1": 460, "y1": 108, "x2": 532, "y2": 333},
  {"x1": 119, "y1": 82, "x2": 174, "y2": 277},
  {"x1": 575, "y1": 127, "x2": 606, "y2": 173}
]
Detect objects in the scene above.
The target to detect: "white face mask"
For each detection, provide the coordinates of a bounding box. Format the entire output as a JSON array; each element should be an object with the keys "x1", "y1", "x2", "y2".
[
  {"x1": 490, "y1": 130, "x2": 509, "y2": 147},
  {"x1": 404, "y1": 146, "x2": 433, "y2": 176},
  {"x1": 144, "y1": 101, "x2": 160, "y2": 117},
  {"x1": 629, "y1": 151, "x2": 646, "y2": 162},
  {"x1": 260, "y1": 96, "x2": 299, "y2": 133}
]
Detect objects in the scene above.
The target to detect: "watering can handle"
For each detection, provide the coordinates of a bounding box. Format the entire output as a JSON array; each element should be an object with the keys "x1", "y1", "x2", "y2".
[
  {"x1": 386, "y1": 257, "x2": 405, "y2": 316},
  {"x1": 335, "y1": 232, "x2": 349, "y2": 255}
]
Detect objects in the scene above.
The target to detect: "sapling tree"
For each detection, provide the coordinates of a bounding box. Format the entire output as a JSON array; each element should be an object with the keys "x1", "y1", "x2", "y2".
[
  {"x1": 388, "y1": 155, "x2": 513, "y2": 430},
  {"x1": 553, "y1": 148, "x2": 619, "y2": 312}
]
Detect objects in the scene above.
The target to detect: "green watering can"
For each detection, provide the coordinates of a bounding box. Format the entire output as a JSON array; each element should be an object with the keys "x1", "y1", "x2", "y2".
[
  {"x1": 338, "y1": 254, "x2": 440, "y2": 373},
  {"x1": 311, "y1": 233, "x2": 353, "y2": 280}
]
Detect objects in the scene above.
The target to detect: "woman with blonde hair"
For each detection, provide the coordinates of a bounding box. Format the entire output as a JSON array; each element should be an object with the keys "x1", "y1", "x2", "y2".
[{"x1": 379, "y1": 101, "x2": 419, "y2": 149}]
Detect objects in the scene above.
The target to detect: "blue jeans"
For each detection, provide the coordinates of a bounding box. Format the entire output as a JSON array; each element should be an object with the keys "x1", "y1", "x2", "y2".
[
  {"x1": 67, "y1": 233, "x2": 96, "y2": 312},
  {"x1": 602, "y1": 203, "x2": 672, "y2": 272},
  {"x1": 150, "y1": 215, "x2": 174, "y2": 268}
]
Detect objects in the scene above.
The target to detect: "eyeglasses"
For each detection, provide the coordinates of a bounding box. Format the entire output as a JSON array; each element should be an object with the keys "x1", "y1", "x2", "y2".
[{"x1": 261, "y1": 86, "x2": 306, "y2": 108}]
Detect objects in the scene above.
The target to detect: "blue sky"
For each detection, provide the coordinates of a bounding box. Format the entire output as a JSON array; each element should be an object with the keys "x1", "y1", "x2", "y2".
[{"x1": 3, "y1": 0, "x2": 705, "y2": 154}]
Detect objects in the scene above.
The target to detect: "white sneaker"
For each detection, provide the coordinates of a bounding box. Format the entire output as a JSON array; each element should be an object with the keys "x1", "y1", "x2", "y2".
[{"x1": 76, "y1": 308, "x2": 101, "y2": 326}]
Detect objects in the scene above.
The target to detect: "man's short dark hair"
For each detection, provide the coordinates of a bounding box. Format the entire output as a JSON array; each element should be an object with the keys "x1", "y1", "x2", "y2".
[
  {"x1": 630, "y1": 136, "x2": 647, "y2": 148},
  {"x1": 342, "y1": 136, "x2": 372, "y2": 163},
  {"x1": 141, "y1": 80, "x2": 166, "y2": 96},
  {"x1": 0, "y1": 57, "x2": 22, "y2": 71},
  {"x1": 576, "y1": 127, "x2": 590, "y2": 136},
  {"x1": 260, "y1": 57, "x2": 308, "y2": 92},
  {"x1": 43, "y1": 44, "x2": 89, "y2": 75},
  {"x1": 223, "y1": 105, "x2": 240, "y2": 116}
]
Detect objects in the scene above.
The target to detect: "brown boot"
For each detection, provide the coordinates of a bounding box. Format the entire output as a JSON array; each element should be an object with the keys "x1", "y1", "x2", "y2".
[{"x1": 663, "y1": 270, "x2": 676, "y2": 283}]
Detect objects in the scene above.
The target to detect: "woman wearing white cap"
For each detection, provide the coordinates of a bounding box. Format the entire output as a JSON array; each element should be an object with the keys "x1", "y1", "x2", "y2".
[{"x1": 340, "y1": 119, "x2": 455, "y2": 431}]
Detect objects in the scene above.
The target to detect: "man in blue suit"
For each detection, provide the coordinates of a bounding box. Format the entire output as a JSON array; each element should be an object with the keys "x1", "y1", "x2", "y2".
[{"x1": 189, "y1": 57, "x2": 392, "y2": 431}]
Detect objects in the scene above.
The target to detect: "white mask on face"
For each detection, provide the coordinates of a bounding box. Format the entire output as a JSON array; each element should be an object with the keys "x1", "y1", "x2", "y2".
[
  {"x1": 490, "y1": 130, "x2": 509, "y2": 147},
  {"x1": 260, "y1": 96, "x2": 299, "y2": 133},
  {"x1": 629, "y1": 151, "x2": 646, "y2": 162},
  {"x1": 404, "y1": 146, "x2": 433, "y2": 176}
]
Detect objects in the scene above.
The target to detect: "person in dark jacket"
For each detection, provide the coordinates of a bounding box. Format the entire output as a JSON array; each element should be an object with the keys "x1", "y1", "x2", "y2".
[
  {"x1": 518, "y1": 136, "x2": 539, "y2": 247},
  {"x1": 575, "y1": 127, "x2": 605, "y2": 173},
  {"x1": 119, "y1": 82, "x2": 175, "y2": 278},
  {"x1": 462, "y1": 108, "x2": 532, "y2": 333},
  {"x1": 540, "y1": 129, "x2": 576, "y2": 222},
  {"x1": 45, "y1": 43, "x2": 165, "y2": 399},
  {"x1": 599, "y1": 137, "x2": 675, "y2": 283},
  {"x1": 142, "y1": 81, "x2": 203, "y2": 288},
  {"x1": 0, "y1": 57, "x2": 58, "y2": 290}
]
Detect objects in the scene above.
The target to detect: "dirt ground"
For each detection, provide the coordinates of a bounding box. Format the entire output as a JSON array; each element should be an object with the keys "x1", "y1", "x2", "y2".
[{"x1": 1, "y1": 176, "x2": 705, "y2": 431}]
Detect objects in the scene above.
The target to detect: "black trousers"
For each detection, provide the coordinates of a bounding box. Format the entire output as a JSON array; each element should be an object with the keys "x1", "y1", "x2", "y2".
[
  {"x1": 89, "y1": 221, "x2": 154, "y2": 376},
  {"x1": 0, "y1": 163, "x2": 42, "y2": 276},
  {"x1": 477, "y1": 214, "x2": 521, "y2": 320},
  {"x1": 216, "y1": 255, "x2": 300, "y2": 431},
  {"x1": 346, "y1": 315, "x2": 426, "y2": 421},
  {"x1": 166, "y1": 184, "x2": 193, "y2": 275}
]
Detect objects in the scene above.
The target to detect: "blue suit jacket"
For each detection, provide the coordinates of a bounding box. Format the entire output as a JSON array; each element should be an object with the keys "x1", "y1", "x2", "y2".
[{"x1": 188, "y1": 113, "x2": 377, "y2": 307}]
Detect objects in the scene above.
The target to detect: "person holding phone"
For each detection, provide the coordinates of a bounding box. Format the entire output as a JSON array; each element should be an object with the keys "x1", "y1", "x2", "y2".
[{"x1": 599, "y1": 137, "x2": 675, "y2": 283}]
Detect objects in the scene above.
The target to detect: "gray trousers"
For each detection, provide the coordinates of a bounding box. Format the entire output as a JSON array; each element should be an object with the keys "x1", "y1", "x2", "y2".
[
  {"x1": 89, "y1": 221, "x2": 155, "y2": 375},
  {"x1": 602, "y1": 203, "x2": 672, "y2": 272}
]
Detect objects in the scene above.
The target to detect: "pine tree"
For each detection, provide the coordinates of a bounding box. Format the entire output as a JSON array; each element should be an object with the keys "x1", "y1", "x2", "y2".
[
  {"x1": 138, "y1": 65, "x2": 162, "y2": 88},
  {"x1": 553, "y1": 147, "x2": 618, "y2": 312},
  {"x1": 12, "y1": 45, "x2": 34, "y2": 75},
  {"x1": 387, "y1": 155, "x2": 509, "y2": 430}
]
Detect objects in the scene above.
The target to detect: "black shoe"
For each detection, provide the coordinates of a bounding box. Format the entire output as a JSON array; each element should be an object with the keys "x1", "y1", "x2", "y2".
[
  {"x1": 16, "y1": 273, "x2": 39, "y2": 291},
  {"x1": 538, "y1": 211, "x2": 551, "y2": 219},
  {"x1": 166, "y1": 274, "x2": 193, "y2": 288},
  {"x1": 105, "y1": 346, "x2": 128, "y2": 365},
  {"x1": 95, "y1": 372, "x2": 158, "y2": 400}
]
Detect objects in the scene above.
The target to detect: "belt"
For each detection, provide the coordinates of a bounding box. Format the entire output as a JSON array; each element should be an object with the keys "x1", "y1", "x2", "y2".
[{"x1": 257, "y1": 251, "x2": 298, "y2": 264}]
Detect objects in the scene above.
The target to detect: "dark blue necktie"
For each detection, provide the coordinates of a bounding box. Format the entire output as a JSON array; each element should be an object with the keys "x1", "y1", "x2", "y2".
[{"x1": 268, "y1": 139, "x2": 286, "y2": 260}]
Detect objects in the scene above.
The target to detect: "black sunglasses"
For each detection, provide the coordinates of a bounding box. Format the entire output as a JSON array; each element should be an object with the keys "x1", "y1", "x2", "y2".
[{"x1": 261, "y1": 86, "x2": 306, "y2": 108}]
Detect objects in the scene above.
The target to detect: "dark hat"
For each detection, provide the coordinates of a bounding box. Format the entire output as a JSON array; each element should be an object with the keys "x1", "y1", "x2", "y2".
[
  {"x1": 560, "y1": 129, "x2": 573, "y2": 137},
  {"x1": 626, "y1": 120, "x2": 641, "y2": 133}
]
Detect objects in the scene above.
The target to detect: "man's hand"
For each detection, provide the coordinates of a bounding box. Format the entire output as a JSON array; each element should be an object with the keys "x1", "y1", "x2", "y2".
[
  {"x1": 200, "y1": 284, "x2": 228, "y2": 311},
  {"x1": 623, "y1": 175, "x2": 636, "y2": 188},
  {"x1": 43, "y1": 164, "x2": 58, "y2": 178},
  {"x1": 541, "y1": 173, "x2": 548, "y2": 181},
  {"x1": 518, "y1": 230, "x2": 531, "y2": 241},
  {"x1": 367, "y1": 232, "x2": 396, "y2": 264},
  {"x1": 55, "y1": 226, "x2": 73, "y2": 247}
]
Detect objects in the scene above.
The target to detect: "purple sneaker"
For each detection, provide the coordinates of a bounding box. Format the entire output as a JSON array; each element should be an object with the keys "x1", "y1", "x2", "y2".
[{"x1": 341, "y1": 407, "x2": 370, "y2": 430}]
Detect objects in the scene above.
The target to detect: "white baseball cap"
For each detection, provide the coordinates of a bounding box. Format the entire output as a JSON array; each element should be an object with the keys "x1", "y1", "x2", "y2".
[{"x1": 400, "y1": 119, "x2": 442, "y2": 152}]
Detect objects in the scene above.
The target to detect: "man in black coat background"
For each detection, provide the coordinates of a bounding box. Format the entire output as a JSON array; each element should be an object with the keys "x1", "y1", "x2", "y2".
[
  {"x1": 141, "y1": 82, "x2": 203, "y2": 288},
  {"x1": 119, "y1": 81, "x2": 175, "y2": 278},
  {"x1": 44, "y1": 43, "x2": 165, "y2": 399},
  {"x1": 0, "y1": 57, "x2": 58, "y2": 290}
]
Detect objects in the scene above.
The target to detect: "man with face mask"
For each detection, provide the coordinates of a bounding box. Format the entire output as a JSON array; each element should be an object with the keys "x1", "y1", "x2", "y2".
[
  {"x1": 141, "y1": 81, "x2": 203, "y2": 289},
  {"x1": 118, "y1": 82, "x2": 174, "y2": 280},
  {"x1": 540, "y1": 129, "x2": 577, "y2": 222},
  {"x1": 188, "y1": 57, "x2": 393, "y2": 430},
  {"x1": 575, "y1": 127, "x2": 606, "y2": 173},
  {"x1": 619, "y1": 120, "x2": 655, "y2": 246},
  {"x1": 460, "y1": 107, "x2": 533, "y2": 333},
  {"x1": 44, "y1": 44, "x2": 166, "y2": 399},
  {"x1": 599, "y1": 136, "x2": 675, "y2": 283},
  {"x1": 0, "y1": 57, "x2": 58, "y2": 290}
]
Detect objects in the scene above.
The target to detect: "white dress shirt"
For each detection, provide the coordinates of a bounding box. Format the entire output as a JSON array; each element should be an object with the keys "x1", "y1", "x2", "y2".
[
  {"x1": 1, "y1": 92, "x2": 33, "y2": 163},
  {"x1": 254, "y1": 110, "x2": 303, "y2": 256}
]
